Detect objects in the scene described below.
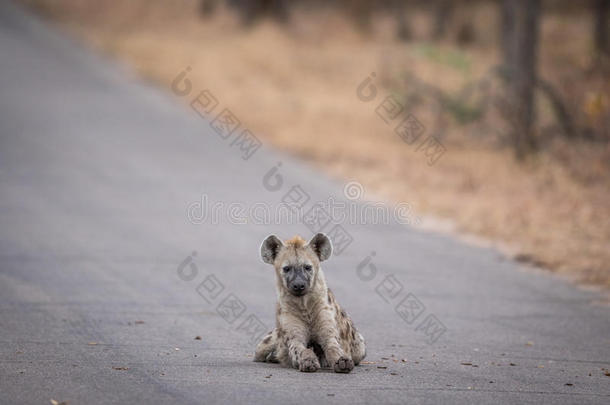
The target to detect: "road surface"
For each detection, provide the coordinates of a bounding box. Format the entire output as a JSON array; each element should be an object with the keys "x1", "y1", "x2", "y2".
[{"x1": 0, "y1": 2, "x2": 609, "y2": 404}]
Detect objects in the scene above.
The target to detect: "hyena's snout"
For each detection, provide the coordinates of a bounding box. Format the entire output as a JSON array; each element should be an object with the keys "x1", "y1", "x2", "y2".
[
  {"x1": 285, "y1": 266, "x2": 312, "y2": 296},
  {"x1": 289, "y1": 279, "x2": 306, "y2": 295}
]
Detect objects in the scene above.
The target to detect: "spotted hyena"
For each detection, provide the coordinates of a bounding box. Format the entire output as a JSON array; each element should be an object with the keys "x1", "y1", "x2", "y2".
[{"x1": 254, "y1": 233, "x2": 366, "y2": 373}]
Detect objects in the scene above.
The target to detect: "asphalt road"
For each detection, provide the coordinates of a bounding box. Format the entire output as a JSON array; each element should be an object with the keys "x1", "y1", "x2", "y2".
[{"x1": 1, "y1": 2, "x2": 609, "y2": 404}]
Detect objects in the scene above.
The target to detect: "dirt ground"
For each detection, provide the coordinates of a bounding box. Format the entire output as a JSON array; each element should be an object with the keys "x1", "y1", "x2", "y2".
[{"x1": 20, "y1": 0, "x2": 610, "y2": 288}]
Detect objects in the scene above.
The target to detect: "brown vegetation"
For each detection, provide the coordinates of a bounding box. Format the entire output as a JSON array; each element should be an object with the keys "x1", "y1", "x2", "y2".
[{"x1": 20, "y1": 0, "x2": 610, "y2": 287}]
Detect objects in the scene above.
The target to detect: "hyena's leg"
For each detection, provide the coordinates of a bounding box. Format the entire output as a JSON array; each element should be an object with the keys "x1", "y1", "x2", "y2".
[
  {"x1": 316, "y1": 315, "x2": 354, "y2": 373},
  {"x1": 309, "y1": 341, "x2": 330, "y2": 368},
  {"x1": 350, "y1": 331, "x2": 366, "y2": 366},
  {"x1": 254, "y1": 329, "x2": 278, "y2": 363},
  {"x1": 277, "y1": 321, "x2": 320, "y2": 372}
]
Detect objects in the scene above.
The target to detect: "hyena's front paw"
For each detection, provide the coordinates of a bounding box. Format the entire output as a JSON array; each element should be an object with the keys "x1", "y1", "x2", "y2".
[
  {"x1": 333, "y1": 356, "x2": 354, "y2": 373},
  {"x1": 298, "y1": 349, "x2": 320, "y2": 372}
]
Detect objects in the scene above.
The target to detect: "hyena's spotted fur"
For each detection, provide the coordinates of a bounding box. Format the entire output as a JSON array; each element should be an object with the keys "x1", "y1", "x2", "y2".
[{"x1": 254, "y1": 234, "x2": 366, "y2": 373}]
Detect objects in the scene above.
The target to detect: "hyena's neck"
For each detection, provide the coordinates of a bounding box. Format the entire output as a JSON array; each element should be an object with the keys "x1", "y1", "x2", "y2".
[{"x1": 311, "y1": 269, "x2": 328, "y2": 296}]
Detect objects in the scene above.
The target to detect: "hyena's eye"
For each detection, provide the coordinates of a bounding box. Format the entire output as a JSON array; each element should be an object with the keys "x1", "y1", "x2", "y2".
[
  {"x1": 304, "y1": 265, "x2": 312, "y2": 271},
  {"x1": 282, "y1": 266, "x2": 291, "y2": 273}
]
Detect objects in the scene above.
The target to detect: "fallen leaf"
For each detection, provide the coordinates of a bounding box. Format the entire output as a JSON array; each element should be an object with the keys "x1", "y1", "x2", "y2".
[
  {"x1": 604, "y1": 371, "x2": 610, "y2": 377},
  {"x1": 264, "y1": 374, "x2": 272, "y2": 378},
  {"x1": 565, "y1": 383, "x2": 573, "y2": 386},
  {"x1": 526, "y1": 341, "x2": 534, "y2": 346},
  {"x1": 112, "y1": 367, "x2": 129, "y2": 371},
  {"x1": 377, "y1": 366, "x2": 387, "y2": 369},
  {"x1": 401, "y1": 359, "x2": 407, "y2": 362},
  {"x1": 460, "y1": 362, "x2": 473, "y2": 366},
  {"x1": 194, "y1": 336, "x2": 202, "y2": 340},
  {"x1": 510, "y1": 363, "x2": 517, "y2": 366}
]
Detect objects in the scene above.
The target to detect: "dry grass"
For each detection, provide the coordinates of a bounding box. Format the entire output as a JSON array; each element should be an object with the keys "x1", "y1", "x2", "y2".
[{"x1": 20, "y1": 0, "x2": 610, "y2": 287}]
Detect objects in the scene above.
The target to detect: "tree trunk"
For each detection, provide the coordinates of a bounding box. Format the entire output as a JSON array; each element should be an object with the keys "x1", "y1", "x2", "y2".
[
  {"x1": 501, "y1": 0, "x2": 541, "y2": 159},
  {"x1": 233, "y1": 0, "x2": 290, "y2": 26},
  {"x1": 501, "y1": 0, "x2": 516, "y2": 71},
  {"x1": 595, "y1": 0, "x2": 609, "y2": 57},
  {"x1": 349, "y1": 0, "x2": 374, "y2": 32},
  {"x1": 394, "y1": 0, "x2": 411, "y2": 41},
  {"x1": 200, "y1": 0, "x2": 217, "y2": 17},
  {"x1": 433, "y1": 0, "x2": 454, "y2": 40}
]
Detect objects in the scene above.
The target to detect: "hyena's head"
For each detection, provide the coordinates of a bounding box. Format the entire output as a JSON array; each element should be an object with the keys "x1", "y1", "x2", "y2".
[{"x1": 260, "y1": 233, "x2": 332, "y2": 297}]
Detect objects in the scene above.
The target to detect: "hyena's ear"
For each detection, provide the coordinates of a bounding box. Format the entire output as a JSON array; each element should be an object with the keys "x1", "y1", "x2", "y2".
[
  {"x1": 308, "y1": 233, "x2": 332, "y2": 262},
  {"x1": 261, "y1": 235, "x2": 284, "y2": 264}
]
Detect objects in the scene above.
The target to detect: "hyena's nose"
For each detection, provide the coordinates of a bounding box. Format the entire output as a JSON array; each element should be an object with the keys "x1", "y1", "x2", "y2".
[{"x1": 291, "y1": 282, "x2": 306, "y2": 293}]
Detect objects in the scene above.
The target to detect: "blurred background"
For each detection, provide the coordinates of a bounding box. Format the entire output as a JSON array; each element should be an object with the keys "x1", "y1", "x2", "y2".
[{"x1": 18, "y1": 0, "x2": 610, "y2": 288}]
